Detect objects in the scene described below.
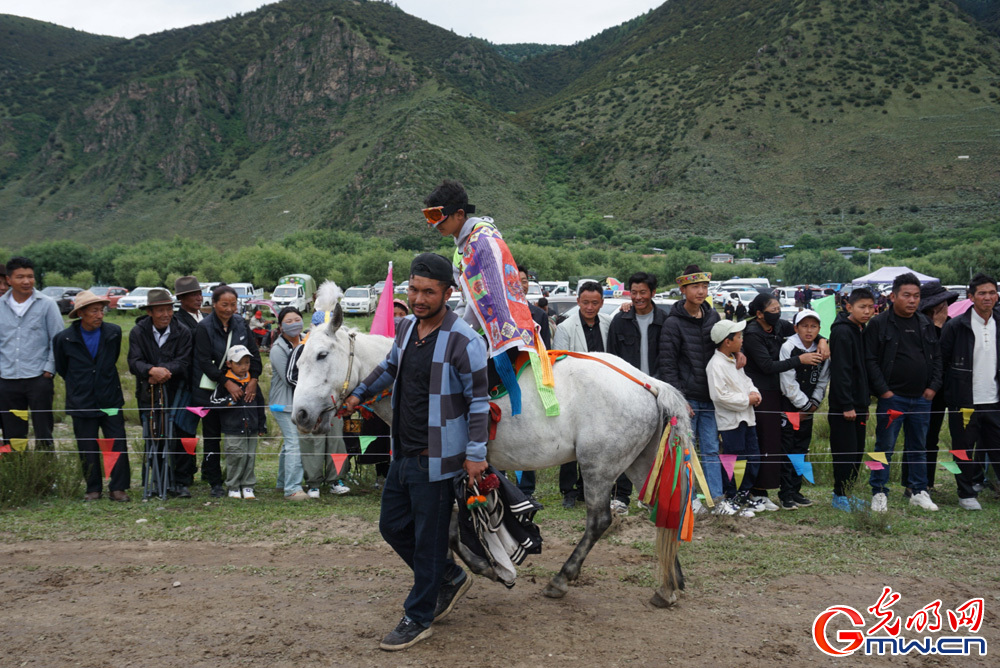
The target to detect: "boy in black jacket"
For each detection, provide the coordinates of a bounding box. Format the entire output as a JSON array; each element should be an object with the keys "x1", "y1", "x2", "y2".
[
  {"x1": 827, "y1": 288, "x2": 875, "y2": 512},
  {"x1": 210, "y1": 345, "x2": 264, "y2": 500}
]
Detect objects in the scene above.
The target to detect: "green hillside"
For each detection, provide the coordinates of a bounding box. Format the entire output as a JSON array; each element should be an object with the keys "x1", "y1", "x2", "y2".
[
  {"x1": 0, "y1": 15, "x2": 122, "y2": 79},
  {"x1": 0, "y1": 0, "x2": 998, "y2": 248}
]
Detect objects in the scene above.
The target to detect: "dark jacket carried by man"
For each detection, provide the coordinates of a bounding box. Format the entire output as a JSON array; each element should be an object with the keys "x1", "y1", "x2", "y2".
[
  {"x1": 939, "y1": 305, "x2": 1000, "y2": 408},
  {"x1": 607, "y1": 306, "x2": 668, "y2": 374},
  {"x1": 657, "y1": 299, "x2": 719, "y2": 402},
  {"x1": 828, "y1": 311, "x2": 870, "y2": 412},
  {"x1": 52, "y1": 322, "x2": 125, "y2": 415},
  {"x1": 863, "y1": 308, "x2": 942, "y2": 398},
  {"x1": 192, "y1": 311, "x2": 262, "y2": 404},
  {"x1": 127, "y1": 315, "x2": 193, "y2": 407}
]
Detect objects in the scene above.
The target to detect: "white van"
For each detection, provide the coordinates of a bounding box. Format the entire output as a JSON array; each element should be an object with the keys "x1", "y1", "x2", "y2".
[
  {"x1": 271, "y1": 283, "x2": 310, "y2": 312},
  {"x1": 342, "y1": 286, "x2": 376, "y2": 315},
  {"x1": 539, "y1": 281, "x2": 571, "y2": 296}
]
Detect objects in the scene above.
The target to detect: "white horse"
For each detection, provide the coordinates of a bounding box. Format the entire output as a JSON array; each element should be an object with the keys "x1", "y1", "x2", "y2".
[{"x1": 292, "y1": 295, "x2": 693, "y2": 606}]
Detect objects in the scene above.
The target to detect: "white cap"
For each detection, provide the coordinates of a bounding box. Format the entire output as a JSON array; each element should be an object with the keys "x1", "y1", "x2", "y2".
[
  {"x1": 793, "y1": 309, "x2": 821, "y2": 326},
  {"x1": 226, "y1": 344, "x2": 252, "y2": 363},
  {"x1": 710, "y1": 319, "x2": 746, "y2": 345}
]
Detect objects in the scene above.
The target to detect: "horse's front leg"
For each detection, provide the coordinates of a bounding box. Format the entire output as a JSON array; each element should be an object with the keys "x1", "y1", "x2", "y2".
[{"x1": 543, "y1": 478, "x2": 614, "y2": 599}]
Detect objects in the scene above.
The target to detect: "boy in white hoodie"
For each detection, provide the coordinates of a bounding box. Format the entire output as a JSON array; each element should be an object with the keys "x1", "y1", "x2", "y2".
[
  {"x1": 707, "y1": 320, "x2": 763, "y2": 516},
  {"x1": 777, "y1": 310, "x2": 831, "y2": 510}
]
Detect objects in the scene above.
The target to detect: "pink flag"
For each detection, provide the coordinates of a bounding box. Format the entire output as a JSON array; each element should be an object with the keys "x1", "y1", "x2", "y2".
[
  {"x1": 719, "y1": 454, "x2": 737, "y2": 481},
  {"x1": 186, "y1": 406, "x2": 210, "y2": 418},
  {"x1": 369, "y1": 262, "x2": 395, "y2": 338},
  {"x1": 864, "y1": 460, "x2": 884, "y2": 471}
]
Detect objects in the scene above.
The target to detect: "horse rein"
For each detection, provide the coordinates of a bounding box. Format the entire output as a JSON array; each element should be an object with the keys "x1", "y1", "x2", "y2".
[{"x1": 328, "y1": 331, "x2": 357, "y2": 416}]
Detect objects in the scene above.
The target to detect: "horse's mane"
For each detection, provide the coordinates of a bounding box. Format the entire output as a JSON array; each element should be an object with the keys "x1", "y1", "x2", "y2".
[{"x1": 314, "y1": 280, "x2": 343, "y2": 312}]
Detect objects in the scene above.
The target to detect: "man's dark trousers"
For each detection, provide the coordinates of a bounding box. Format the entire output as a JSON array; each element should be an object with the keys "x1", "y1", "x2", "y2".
[
  {"x1": 828, "y1": 412, "x2": 868, "y2": 497},
  {"x1": 379, "y1": 454, "x2": 463, "y2": 628},
  {"x1": 948, "y1": 403, "x2": 1000, "y2": 499},
  {"x1": 72, "y1": 412, "x2": 130, "y2": 493},
  {"x1": 200, "y1": 409, "x2": 224, "y2": 487},
  {"x1": 0, "y1": 375, "x2": 54, "y2": 448}
]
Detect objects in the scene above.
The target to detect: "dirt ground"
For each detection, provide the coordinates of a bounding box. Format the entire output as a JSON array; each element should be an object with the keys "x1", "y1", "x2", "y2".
[{"x1": 2, "y1": 514, "x2": 995, "y2": 668}]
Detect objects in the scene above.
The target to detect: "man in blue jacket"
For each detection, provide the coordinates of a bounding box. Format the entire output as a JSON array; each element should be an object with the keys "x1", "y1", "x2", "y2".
[
  {"x1": 52, "y1": 290, "x2": 130, "y2": 501},
  {"x1": 341, "y1": 253, "x2": 489, "y2": 651}
]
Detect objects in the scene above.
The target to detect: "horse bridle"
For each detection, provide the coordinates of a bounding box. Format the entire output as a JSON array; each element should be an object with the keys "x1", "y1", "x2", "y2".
[{"x1": 327, "y1": 331, "x2": 357, "y2": 417}]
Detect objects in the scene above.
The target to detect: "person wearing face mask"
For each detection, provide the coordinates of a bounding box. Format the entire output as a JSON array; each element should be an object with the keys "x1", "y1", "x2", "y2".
[
  {"x1": 740, "y1": 293, "x2": 825, "y2": 512},
  {"x1": 269, "y1": 306, "x2": 308, "y2": 501}
]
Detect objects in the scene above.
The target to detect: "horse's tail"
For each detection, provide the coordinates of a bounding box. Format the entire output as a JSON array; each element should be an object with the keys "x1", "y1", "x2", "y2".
[{"x1": 651, "y1": 379, "x2": 693, "y2": 604}]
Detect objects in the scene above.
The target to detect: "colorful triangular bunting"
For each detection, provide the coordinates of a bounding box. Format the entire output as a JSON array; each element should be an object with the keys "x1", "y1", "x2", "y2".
[
  {"x1": 867, "y1": 451, "x2": 888, "y2": 465},
  {"x1": 10, "y1": 409, "x2": 29, "y2": 421},
  {"x1": 940, "y1": 461, "x2": 962, "y2": 475},
  {"x1": 719, "y1": 454, "x2": 737, "y2": 481},
  {"x1": 785, "y1": 411, "x2": 801, "y2": 431},
  {"x1": 97, "y1": 438, "x2": 120, "y2": 480},
  {"x1": 100, "y1": 408, "x2": 119, "y2": 417},
  {"x1": 180, "y1": 437, "x2": 198, "y2": 456},
  {"x1": 359, "y1": 435, "x2": 376, "y2": 454},
  {"x1": 330, "y1": 453, "x2": 349, "y2": 476},
  {"x1": 949, "y1": 449, "x2": 970, "y2": 461},
  {"x1": 733, "y1": 460, "x2": 746, "y2": 489},
  {"x1": 185, "y1": 406, "x2": 210, "y2": 418},
  {"x1": 864, "y1": 460, "x2": 884, "y2": 471},
  {"x1": 887, "y1": 409, "x2": 904, "y2": 426},
  {"x1": 960, "y1": 407, "x2": 975, "y2": 428},
  {"x1": 787, "y1": 453, "x2": 815, "y2": 484},
  {"x1": 9, "y1": 437, "x2": 28, "y2": 452}
]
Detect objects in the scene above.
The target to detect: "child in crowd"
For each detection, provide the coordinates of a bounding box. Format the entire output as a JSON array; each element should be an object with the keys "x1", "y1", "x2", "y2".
[
  {"x1": 777, "y1": 310, "x2": 831, "y2": 510},
  {"x1": 827, "y1": 288, "x2": 876, "y2": 511},
  {"x1": 210, "y1": 345, "x2": 263, "y2": 500},
  {"x1": 707, "y1": 319, "x2": 764, "y2": 516}
]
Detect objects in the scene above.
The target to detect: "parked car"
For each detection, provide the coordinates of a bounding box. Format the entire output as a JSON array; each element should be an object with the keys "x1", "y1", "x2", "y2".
[
  {"x1": 42, "y1": 286, "x2": 84, "y2": 315},
  {"x1": 342, "y1": 286, "x2": 376, "y2": 315},
  {"x1": 117, "y1": 287, "x2": 163, "y2": 311},
  {"x1": 271, "y1": 283, "x2": 311, "y2": 312},
  {"x1": 228, "y1": 282, "x2": 265, "y2": 314},
  {"x1": 395, "y1": 281, "x2": 409, "y2": 295},
  {"x1": 200, "y1": 282, "x2": 221, "y2": 308},
  {"x1": 88, "y1": 286, "x2": 129, "y2": 309},
  {"x1": 539, "y1": 281, "x2": 571, "y2": 296}
]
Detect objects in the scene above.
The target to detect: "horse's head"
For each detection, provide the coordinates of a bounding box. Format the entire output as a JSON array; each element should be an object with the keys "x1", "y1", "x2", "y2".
[{"x1": 292, "y1": 303, "x2": 350, "y2": 434}]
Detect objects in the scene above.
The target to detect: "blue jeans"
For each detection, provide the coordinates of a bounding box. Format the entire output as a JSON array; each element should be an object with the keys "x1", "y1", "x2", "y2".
[
  {"x1": 870, "y1": 395, "x2": 931, "y2": 496},
  {"x1": 271, "y1": 410, "x2": 304, "y2": 495},
  {"x1": 689, "y1": 400, "x2": 722, "y2": 500},
  {"x1": 379, "y1": 456, "x2": 462, "y2": 628}
]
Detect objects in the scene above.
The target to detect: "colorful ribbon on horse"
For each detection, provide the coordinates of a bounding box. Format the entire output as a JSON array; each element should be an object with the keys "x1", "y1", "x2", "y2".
[{"x1": 638, "y1": 417, "x2": 694, "y2": 542}]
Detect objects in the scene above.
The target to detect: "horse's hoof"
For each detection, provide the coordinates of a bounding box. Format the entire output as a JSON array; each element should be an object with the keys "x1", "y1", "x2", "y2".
[
  {"x1": 649, "y1": 589, "x2": 679, "y2": 608},
  {"x1": 543, "y1": 581, "x2": 568, "y2": 599}
]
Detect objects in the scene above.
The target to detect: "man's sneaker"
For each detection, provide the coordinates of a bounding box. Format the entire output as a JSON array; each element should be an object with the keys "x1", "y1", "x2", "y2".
[
  {"x1": 714, "y1": 500, "x2": 754, "y2": 518},
  {"x1": 433, "y1": 571, "x2": 472, "y2": 622},
  {"x1": 779, "y1": 497, "x2": 798, "y2": 510},
  {"x1": 871, "y1": 492, "x2": 888, "y2": 513},
  {"x1": 610, "y1": 499, "x2": 629, "y2": 516},
  {"x1": 691, "y1": 497, "x2": 708, "y2": 515},
  {"x1": 379, "y1": 616, "x2": 432, "y2": 651},
  {"x1": 832, "y1": 495, "x2": 852, "y2": 512},
  {"x1": 908, "y1": 490, "x2": 938, "y2": 511},
  {"x1": 330, "y1": 481, "x2": 350, "y2": 495},
  {"x1": 749, "y1": 494, "x2": 779, "y2": 511},
  {"x1": 958, "y1": 497, "x2": 982, "y2": 511},
  {"x1": 210, "y1": 484, "x2": 226, "y2": 498},
  {"x1": 790, "y1": 492, "x2": 813, "y2": 507},
  {"x1": 307, "y1": 488, "x2": 321, "y2": 499},
  {"x1": 242, "y1": 487, "x2": 256, "y2": 500},
  {"x1": 228, "y1": 489, "x2": 242, "y2": 499},
  {"x1": 176, "y1": 485, "x2": 192, "y2": 499}
]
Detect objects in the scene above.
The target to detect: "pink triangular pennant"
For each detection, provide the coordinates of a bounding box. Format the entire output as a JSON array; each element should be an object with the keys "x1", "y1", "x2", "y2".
[
  {"x1": 369, "y1": 262, "x2": 395, "y2": 338},
  {"x1": 887, "y1": 409, "x2": 903, "y2": 426},
  {"x1": 186, "y1": 406, "x2": 210, "y2": 418},
  {"x1": 330, "y1": 453, "x2": 349, "y2": 476},
  {"x1": 864, "y1": 460, "x2": 884, "y2": 471},
  {"x1": 180, "y1": 437, "x2": 198, "y2": 456},
  {"x1": 786, "y1": 411, "x2": 801, "y2": 431},
  {"x1": 97, "y1": 438, "x2": 120, "y2": 480},
  {"x1": 949, "y1": 449, "x2": 970, "y2": 461},
  {"x1": 719, "y1": 454, "x2": 737, "y2": 481}
]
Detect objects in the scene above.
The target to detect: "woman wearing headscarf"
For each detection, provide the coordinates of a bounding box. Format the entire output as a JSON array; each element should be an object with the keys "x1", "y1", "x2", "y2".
[{"x1": 741, "y1": 293, "x2": 824, "y2": 510}]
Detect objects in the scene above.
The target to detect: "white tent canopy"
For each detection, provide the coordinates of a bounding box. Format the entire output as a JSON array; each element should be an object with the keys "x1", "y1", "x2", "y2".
[{"x1": 852, "y1": 266, "x2": 939, "y2": 284}]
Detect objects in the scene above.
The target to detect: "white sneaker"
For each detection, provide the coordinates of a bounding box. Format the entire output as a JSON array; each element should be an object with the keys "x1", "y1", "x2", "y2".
[
  {"x1": 908, "y1": 490, "x2": 938, "y2": 511},
  {"x1": 228, "y1": 489, "x2": 241, "y2": 499},
  {"x1": 958, "y1": 497, "x2": 982, "y2": 511},
  {"x1": 610, "y1": 499, "x2": 629, "y2": 516},
  {"x1": 691, "y1": 497, "x2": 708, "y2": 515},
  {"x1": 749, "y1": 494, "x2": 779, "y2": 511},
  {"x1": 307, "y1": 488, "x2": 321, "y2": 499},
  {"x1": 713, "y1": 500, "x2": 755, "y2": 518},
  {"x1": 242, "y1": 487, "x2": 256, "y2": 500},
  {"x1": 871, "y1": 492, "x2": 888, "y2": 513},
  {"x1": 330, "y1": 481, "x2": 350, "y2": 495}
]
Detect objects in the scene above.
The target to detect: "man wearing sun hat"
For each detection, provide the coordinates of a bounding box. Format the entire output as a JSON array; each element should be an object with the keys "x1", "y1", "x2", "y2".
[
  {"x1": 658, "y1": 264, "x2": 725, "y2": 506},
  {"x1": 52, "y1": 290, "x2": 130, "y2": 501},
  {"x1": 127, "y1": 288, "x2": 194, "y2": 498}
]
